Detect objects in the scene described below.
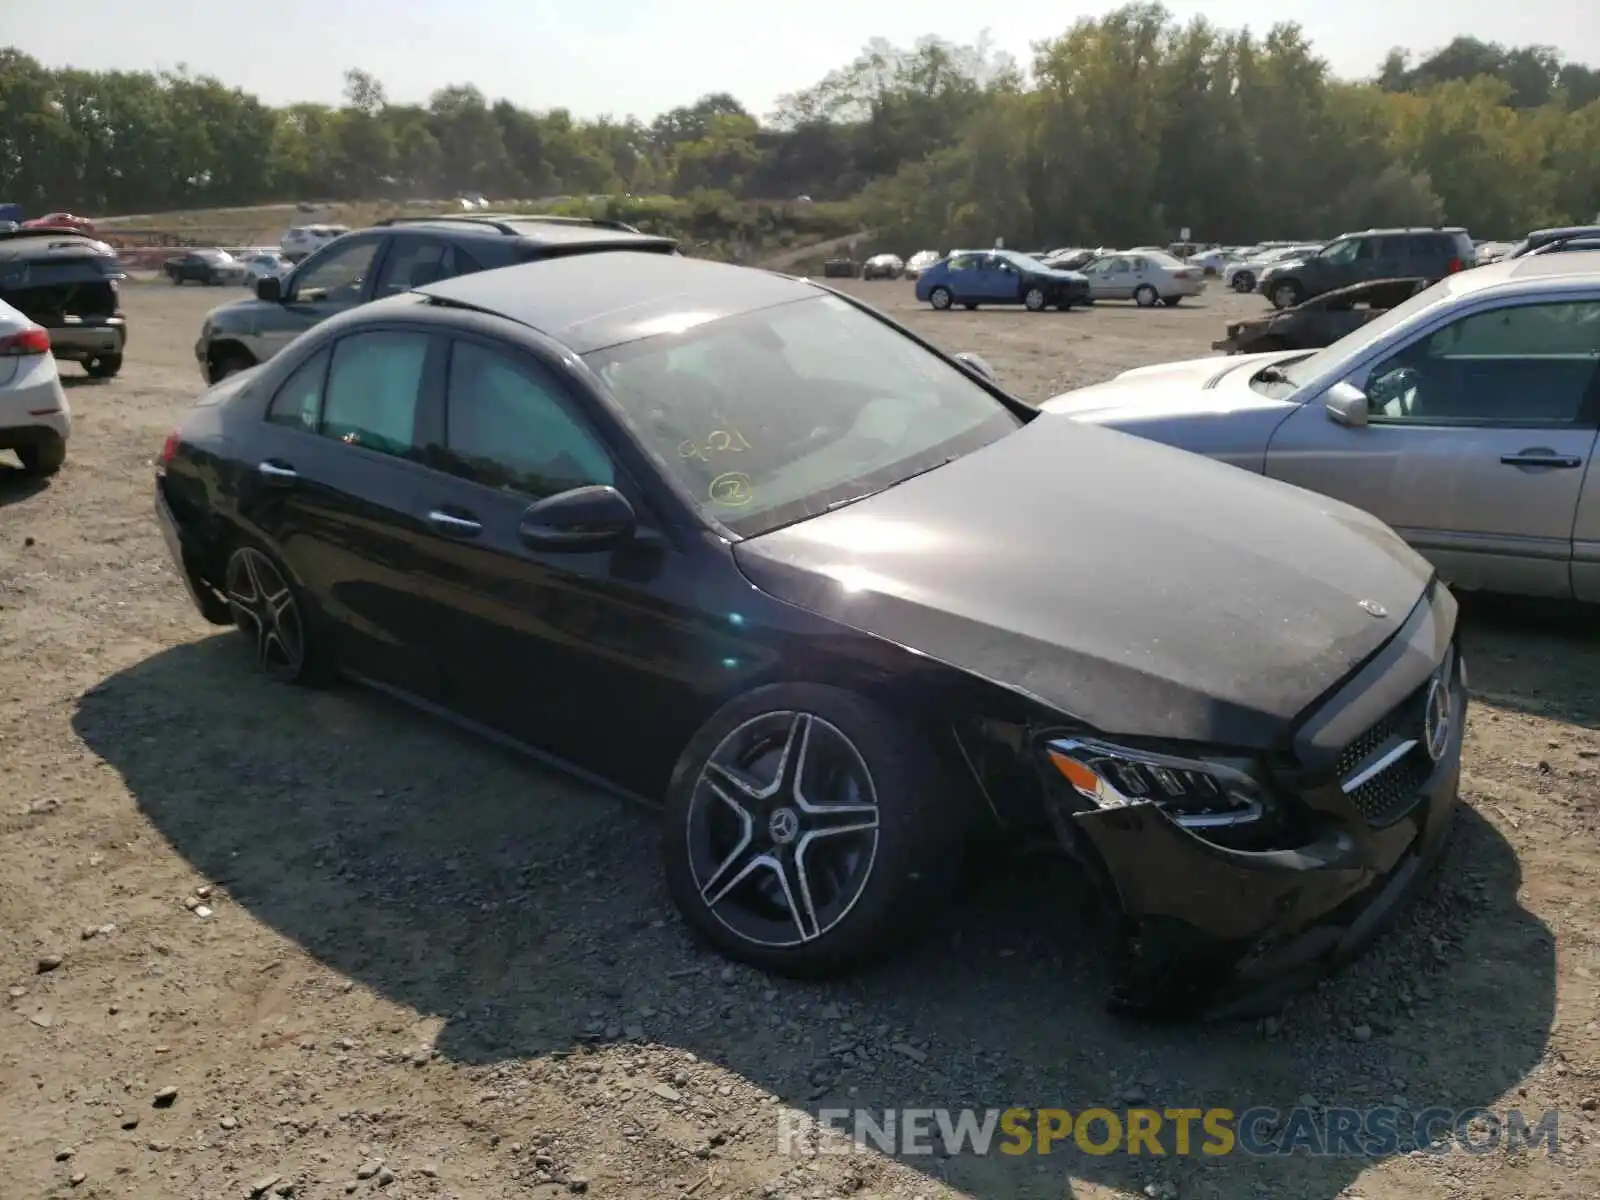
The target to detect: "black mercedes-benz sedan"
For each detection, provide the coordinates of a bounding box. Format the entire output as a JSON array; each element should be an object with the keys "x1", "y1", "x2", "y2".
[{"x1": 153, "y1": 251, "x2": 1465, "y2": 1016}]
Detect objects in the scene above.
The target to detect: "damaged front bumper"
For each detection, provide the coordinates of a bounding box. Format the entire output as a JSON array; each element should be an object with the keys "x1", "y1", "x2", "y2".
[{"x1": 1042, "y1": 589, "x2": 1464, "y2": 1018}]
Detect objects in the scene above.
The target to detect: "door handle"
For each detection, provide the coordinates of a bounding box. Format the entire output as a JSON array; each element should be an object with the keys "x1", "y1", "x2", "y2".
[
  {"x1": 257, "y1": 460, "x2": 297, "y2": 483},
  {"x1": 1500, "y1": 451, "x2": 1582, "y2": 469},
  {"x1": 426, "y1": 510, "x2": 483, "y2": 538}
]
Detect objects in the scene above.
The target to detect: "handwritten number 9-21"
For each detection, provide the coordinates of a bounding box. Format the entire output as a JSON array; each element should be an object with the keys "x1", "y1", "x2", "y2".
[{"x1": 680, "y1": 429, "x2": 752, "y2": 463}]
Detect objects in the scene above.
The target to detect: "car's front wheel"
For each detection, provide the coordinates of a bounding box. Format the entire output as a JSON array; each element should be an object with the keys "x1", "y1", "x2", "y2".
[
  {"x1": 223, "y1": 544, "x2": 324, "y2": 685},
  {"x1": 928, "y1": 286, "x2": 953, "y2": 310},
  {"x1": 663, "y1": 683, "x2": 966, "y2": 978},
  {"x1": 1272, "y1": 281, "x2": 1304, "y2": 309},
  {"x1": 1231, "y1": 271, "x2": 1254, "y2": 293}
]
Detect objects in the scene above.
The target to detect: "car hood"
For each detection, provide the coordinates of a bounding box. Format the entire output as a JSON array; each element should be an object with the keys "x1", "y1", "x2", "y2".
[
  {"x1": 1038, "y1": 349, "x2": 1304, "y2": 423},
  {"x1": 1261, "y1": 258, "x2": 1308, "y2": 277},
  {"x1": 1038, "y1": 268, "x2": 1089, "y2": 283},
  {"x1": 733, "y1": 412, "x2": 1430, "y2": 748},
  {"x1": 204, "y1": 297, "x2": 275, "y2": 330}
]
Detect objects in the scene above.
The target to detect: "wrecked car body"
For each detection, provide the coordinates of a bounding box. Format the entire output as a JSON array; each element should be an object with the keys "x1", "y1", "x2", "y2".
[
  {"x1": 1215, "y1": 277, "x2": 1429, "y2": 356},
  {"x1": 0, "y1": 228, "x2": 127, "y2": 378}
]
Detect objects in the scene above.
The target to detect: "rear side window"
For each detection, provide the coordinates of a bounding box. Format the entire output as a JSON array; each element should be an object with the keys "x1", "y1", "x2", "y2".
[
  {"x1": 1405, "y1": 234, "x2": 1446, "y2": 257},
  {"x1": 265, "y1": 349, "x2": 329, "y2": 432},
  {"x1": 320, "y1": 331, "x2": 431, "y2": 459}
]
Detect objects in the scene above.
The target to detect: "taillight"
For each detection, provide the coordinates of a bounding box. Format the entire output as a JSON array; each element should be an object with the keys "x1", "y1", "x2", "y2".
[
  {"x1": 1446, "y1": 257, "x2": 1462, "y2": 273},
  {"x1": 160, "y1": 430, "x2": 181, "y2": 466},
  {"x1": 0, "y1": 326, "x2": 50, "y2": 356}
]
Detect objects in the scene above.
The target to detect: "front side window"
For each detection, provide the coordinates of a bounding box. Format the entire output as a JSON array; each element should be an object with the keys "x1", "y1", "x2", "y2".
[
  {"x1": 375, "y1": 238, "x2": 448, "y2": 296},
  {"x1": 442, "y1": 341, "x2": 614, "y2": 496},
  {"x1": 320, "y1": 330, "x2": 430, "y2": 458},
  {"x1": 1362, "y1": 300, "x2": 1600, "y2": 424},
  {"x1": 290, "y1": 238, "x2": 379, "y2": 304},
  {"x1": 1319, "y1": 238, "x2": 1363, "y2": 265},
  {"x1": 588, "y1": 293, "x2": 1022, "y2": 536}
]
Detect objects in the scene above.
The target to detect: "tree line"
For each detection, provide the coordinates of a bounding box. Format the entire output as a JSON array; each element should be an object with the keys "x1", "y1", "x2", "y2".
[{"x1": 3, "y1": 3, "x2": 1599, "y2": 247}]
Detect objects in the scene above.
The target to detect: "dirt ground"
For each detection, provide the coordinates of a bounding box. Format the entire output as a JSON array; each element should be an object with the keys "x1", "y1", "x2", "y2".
[{"x1": 3, "y1": 277, "x2": 1599, "y2": 1200}]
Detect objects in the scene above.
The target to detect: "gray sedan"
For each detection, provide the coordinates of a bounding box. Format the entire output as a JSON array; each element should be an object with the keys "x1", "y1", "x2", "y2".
[{"x1": 1043, "y1": 253, "x2": 1600, "y2": 601}]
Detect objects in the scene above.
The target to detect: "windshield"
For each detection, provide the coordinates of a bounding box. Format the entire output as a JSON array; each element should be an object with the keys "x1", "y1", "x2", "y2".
[
  {"x1": 587, "y1": 293, "x2": 1022, "y2": 537},
  {"x1": 1271, "y1": 277, "x2": 1452, "y2": 390},
  {"x1": 999, "y1": 250, "x2": 1053, "y2": 272}
]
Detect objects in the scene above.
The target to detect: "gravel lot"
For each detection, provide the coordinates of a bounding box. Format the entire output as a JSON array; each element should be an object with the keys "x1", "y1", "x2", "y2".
[{"x1": 3, "y1": 278, "x2": 1599, "y2": 1200}]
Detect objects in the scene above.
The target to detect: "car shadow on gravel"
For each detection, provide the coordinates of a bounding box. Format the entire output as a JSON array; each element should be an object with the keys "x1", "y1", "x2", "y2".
[
  {"x1": 0, "y1": 463, "x2": 50, "y2": 506},
  {"x1": 75, "y1": 635, "x2": 1555, "y2": 1200}
]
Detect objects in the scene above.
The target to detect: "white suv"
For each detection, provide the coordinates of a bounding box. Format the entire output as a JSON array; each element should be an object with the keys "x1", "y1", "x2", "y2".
[
  {"x1": 0, "y1": 298, "x2": 71, "y2": 476},
  {"x1": 279, "y1": 224, "x2": 351, "y2": 263}
]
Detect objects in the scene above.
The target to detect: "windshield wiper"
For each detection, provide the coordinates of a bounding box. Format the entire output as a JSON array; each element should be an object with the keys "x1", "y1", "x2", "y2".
[{"x1": 824, "y1": 453, "x2": 964, "y2": 513}]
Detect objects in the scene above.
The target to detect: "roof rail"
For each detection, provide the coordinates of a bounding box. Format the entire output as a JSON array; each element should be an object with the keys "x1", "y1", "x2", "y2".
[{"x1": 375, "y1": 212, "x2": 644, "y2": 235}]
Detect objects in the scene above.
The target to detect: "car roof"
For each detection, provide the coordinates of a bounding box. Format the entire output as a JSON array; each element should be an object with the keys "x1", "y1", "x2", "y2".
[
  {"x1": 378, "y1": 213, "x2": 676, "y2": 252},
  {"x1": 1526, "y1": 225, "x2": 1600, "y2": 241},
  {"x1": 1434, "y1": 254, "x2": 1600, "y2": 298},
  {"x1": 414, "y1": 250, "x2": 820, "y2": 354}
]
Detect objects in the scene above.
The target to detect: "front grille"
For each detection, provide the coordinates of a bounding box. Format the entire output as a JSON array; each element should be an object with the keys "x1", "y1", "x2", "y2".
[{"x1": 1335, "y1": 679, "x2": 1434, "y2": 826}]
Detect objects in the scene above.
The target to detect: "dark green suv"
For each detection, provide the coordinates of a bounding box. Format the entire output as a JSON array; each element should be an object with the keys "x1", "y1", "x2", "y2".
[
  {"x1": 1255, "y1": 227, "x2": 1474, "y2": 309},
  {"x1": 194, "y1": 213, "x2": 678, "y2": 384}
]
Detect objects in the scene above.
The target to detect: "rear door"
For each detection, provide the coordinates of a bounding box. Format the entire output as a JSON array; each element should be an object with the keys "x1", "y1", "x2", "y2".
[
  {"x1": 260, "y1": 233, "x2": 389, "y2": 359},
  {"x1": 943, "y1": 253, "x2": 984, "y2": 303},
  {"x1": 1364, "y1": 235, "x2": 1406, "y2": 283},
  {"x1": 240, "y1": 326, "x2": 449, "y2": 694},
  {"x1": 1266, "y1": 295, "x2": 1600, "y2": 598}
]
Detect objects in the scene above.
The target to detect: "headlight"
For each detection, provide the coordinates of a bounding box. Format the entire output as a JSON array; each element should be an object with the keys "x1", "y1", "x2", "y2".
[{"x1": 1044, "y1": 737, "x2": 1266, "y2": 828}]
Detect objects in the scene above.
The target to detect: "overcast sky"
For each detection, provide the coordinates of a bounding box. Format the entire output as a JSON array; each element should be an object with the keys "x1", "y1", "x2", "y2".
[{"x1": 3, "y1": 0, "x2": 1597, "y2": 120}]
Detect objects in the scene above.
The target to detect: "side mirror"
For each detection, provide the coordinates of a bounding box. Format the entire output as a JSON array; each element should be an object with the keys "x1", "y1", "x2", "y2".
[
  {"x1": 954, "y1": 351, "x2": 997, "y2": 384},
  {"x1": 1324, "y1": 380, "x2": 1370, "y2": 427},
  {"x1": 518, "y1": 485, "x2": 636, "y2": 551},
  {"x1": 255, "y1": 274, "x2": 283, "y2": 302}
]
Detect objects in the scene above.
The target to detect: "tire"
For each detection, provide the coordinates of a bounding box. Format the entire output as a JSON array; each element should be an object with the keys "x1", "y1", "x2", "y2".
[
  {"x1": 1272, "y1": 280, "x2": 1304, "y2": 309},
  {"x1": 221, "y1": 544, "x2": 326, "y2": 685},
  {"x1": 170, "y1": 273, "x2": 183, "y2": 286},
  {"x1": 85, "y1": 354, "x2": 122, "y2": 379},
  {"x1": 662, "y1": 683, "x2": 969, "y2": 978},
  {"x1": 963, "y1": 303, "x2": 978, "y2": 311},
  {"x1": 17, "y1": 436, "x2": 66, "y2": 477},
  {"x1": 1231, "y1": 271, "x2": 1254, "y2": 293},
  {"x1": 211, "y1": 350, "x2": 256, "y2": 383},
  {"x1": 928, "y1": 286, "x2": 953, "y2": 311},
  {"x1": 1134, "y1": 284, "x2": 1158, "y2": 308},
  {"x1": 1023, "y1": 286, "x2": 1047, "y2": 312},
  {"x1": 1162, "y1": 296, "x2": 1182, "y2": 307}
]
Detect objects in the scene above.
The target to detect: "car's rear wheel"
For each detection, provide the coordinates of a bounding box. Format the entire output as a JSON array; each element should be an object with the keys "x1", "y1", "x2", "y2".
[
  {"x1": 1024, "y1": 286, "x2": 1048, "y2": 312},
  {"x1": 17, "y1": 436, "x2": 66, "y2": 477},
  {"x1": 1232, "y1": 271, "x2": 1254, "y2": 293},
  {"x1": 1134, "y1": 284, "x2": 1159, "y2": 308},
  {"x1": 928, "y1": 286, "x2": 953, "y2": 311},
  {"x1": 85, "y1": 354, "x2": 122, "y2": 379},
  {"x1": 663, "y1": 683, "x2": 967, "y2": 977},
  {"x1": 222, "y1": 545, "x2": 323, "y2": 685},
  {"x1": 1163, "y1": 296, "x2": 1182, "y2": 307}
]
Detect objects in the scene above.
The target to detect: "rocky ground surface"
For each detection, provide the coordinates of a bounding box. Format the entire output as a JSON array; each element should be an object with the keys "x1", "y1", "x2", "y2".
[{"x1": 2, "y1": 279, "x2": 1598, "y2": 1199}]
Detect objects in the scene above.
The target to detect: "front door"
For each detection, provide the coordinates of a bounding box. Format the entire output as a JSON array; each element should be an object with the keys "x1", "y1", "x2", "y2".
[
  {"x1": 407, "y1": 335, "x2": 719, "y2": 790},
  {"x1": 1266, "y1": 296, "x2": 1600, "y2": 598},
  {"x1": 241, "y1": 327, "x2": 448, "y2": 694},
  {"x1": 1091, "y1": 256, "x2": 1135, "y2": 300},
  {"x1": 259, "y1": 234, "x2": 387, "y2": 359}
]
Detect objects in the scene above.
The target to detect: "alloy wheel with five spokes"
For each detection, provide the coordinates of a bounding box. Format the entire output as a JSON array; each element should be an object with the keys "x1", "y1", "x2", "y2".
[
  {"x1": 664, "y1": 683, "x2": 968, "y2": 977},
  {"x1": 224, "y1": 546, "x2": 308, "y2": 682},
  {"x1": 688, "y1": 711, "x2": 880, "y2": 949}
]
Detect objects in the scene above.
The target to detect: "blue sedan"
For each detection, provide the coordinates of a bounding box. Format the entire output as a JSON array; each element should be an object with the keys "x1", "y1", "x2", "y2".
[{"x1": 913, "y1": 250, "x2": 1093, "y2": 312}]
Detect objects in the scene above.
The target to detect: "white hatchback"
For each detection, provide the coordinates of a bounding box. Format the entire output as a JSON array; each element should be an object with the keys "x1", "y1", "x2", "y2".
[
  {"x1": 279, "y1": 224, "x2": 351, "y2": 263},
  {"x1": 0, "y1": 298, "x2": 71, "y2": 477}
]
